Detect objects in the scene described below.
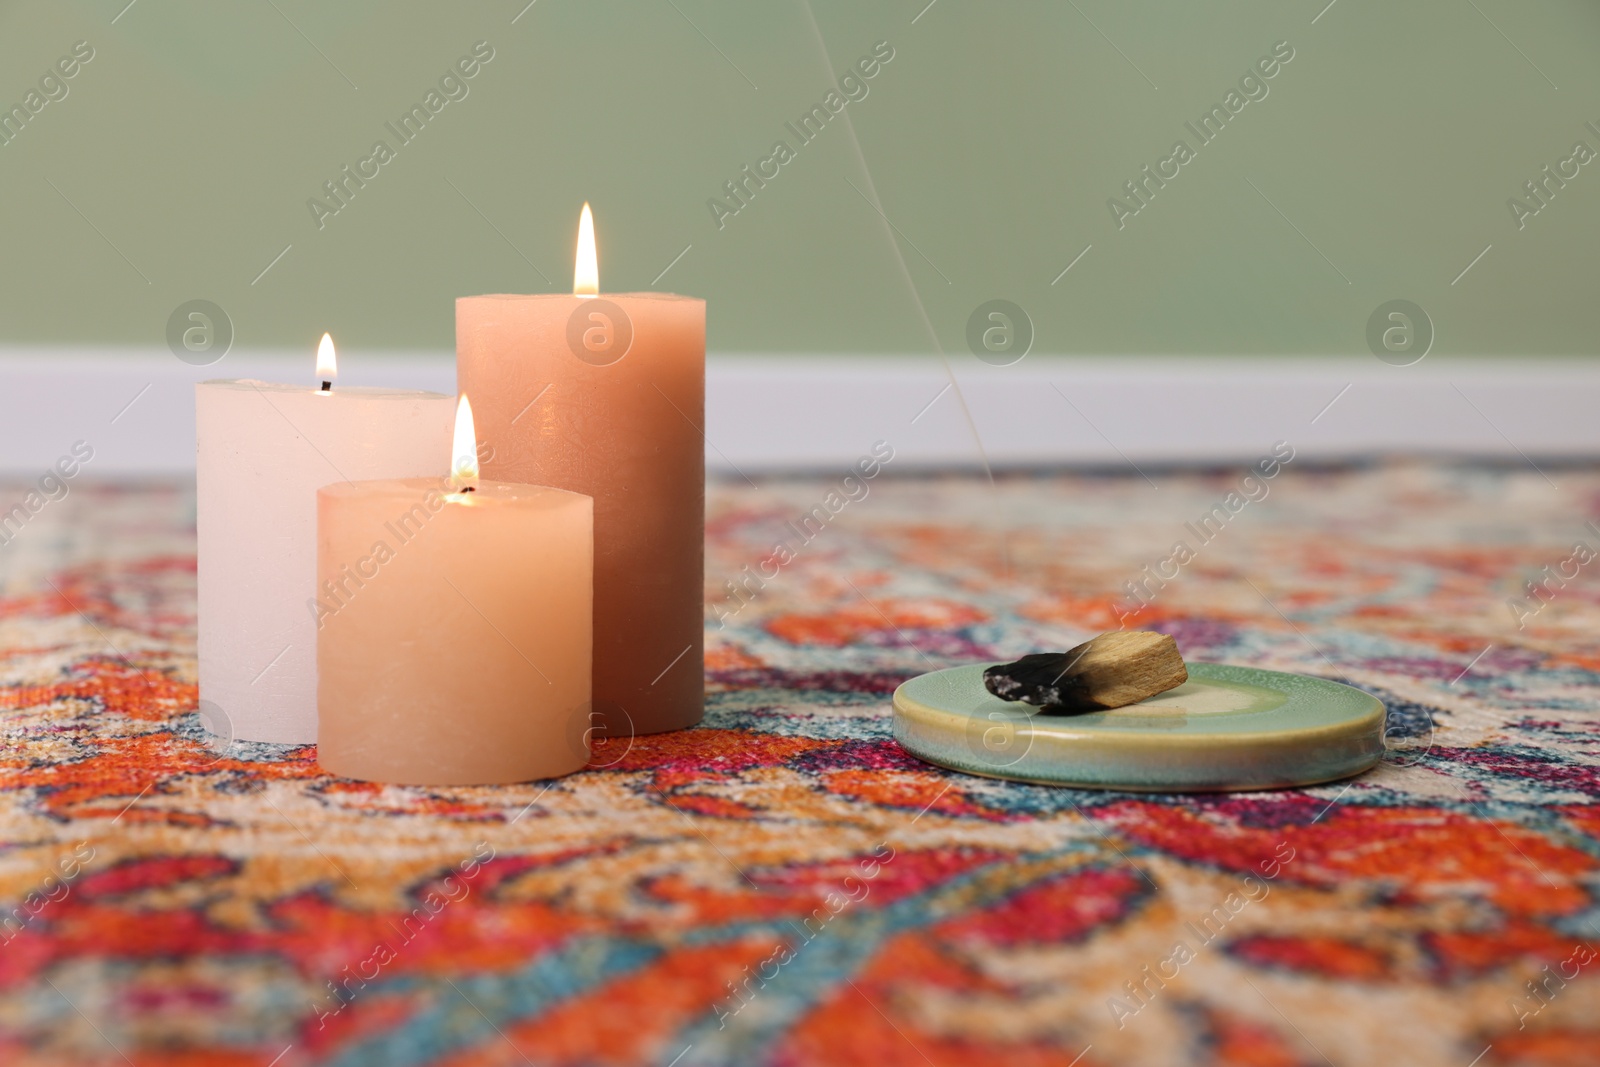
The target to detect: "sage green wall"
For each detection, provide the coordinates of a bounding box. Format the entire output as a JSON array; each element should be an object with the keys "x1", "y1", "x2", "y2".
[{"x1": 1, "y1": 0, "x2": 1596, "y2": 355}]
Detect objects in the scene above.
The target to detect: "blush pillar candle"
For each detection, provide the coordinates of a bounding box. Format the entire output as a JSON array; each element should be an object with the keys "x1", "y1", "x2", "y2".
[
  {"x1": 316, "y1": 398, "x2": 594, "y2": 785},
  {"x1": 196, "y1": 338, "x2": 453, "y2": 744},
  {"x1": 457, "y1": 205, "x2": 704, "y2": 737}
]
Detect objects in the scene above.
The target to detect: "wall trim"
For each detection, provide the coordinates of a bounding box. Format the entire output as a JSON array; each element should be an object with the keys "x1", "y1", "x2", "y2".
[{"x1": 0, "y1": 349, "x2": 1593, "y2": 475}]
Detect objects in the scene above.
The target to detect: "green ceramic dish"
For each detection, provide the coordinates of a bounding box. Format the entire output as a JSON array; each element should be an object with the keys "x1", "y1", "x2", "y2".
[{"x1": 892, "y1": 662, "x2": 1386, "y2": 792}]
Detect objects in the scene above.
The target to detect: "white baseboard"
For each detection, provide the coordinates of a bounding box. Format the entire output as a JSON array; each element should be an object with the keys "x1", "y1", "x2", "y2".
[{"x1": 1, "y1": 349, "x2": 1594, "y2": 475}]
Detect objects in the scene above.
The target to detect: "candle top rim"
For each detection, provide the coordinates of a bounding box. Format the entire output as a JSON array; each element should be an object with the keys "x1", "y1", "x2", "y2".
[
  {"x1": 199, "y1": 379, "x2": 452, "y2": 399},
  {"x1": 319, "y1": 477, "x2": 593, "y2": 510},
  {"x1": 457, "y1": 292, "x2": 701, "y2": 303}
]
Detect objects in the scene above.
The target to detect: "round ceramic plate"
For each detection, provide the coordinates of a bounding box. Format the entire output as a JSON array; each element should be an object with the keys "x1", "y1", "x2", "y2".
[{"x1": 893, "y1": 662, "x2": 1386, "y2": 792}]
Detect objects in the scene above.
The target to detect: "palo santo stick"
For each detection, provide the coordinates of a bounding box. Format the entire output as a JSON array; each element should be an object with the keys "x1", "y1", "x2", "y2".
[{"x1": 983, "y1": 632, "x2": 1187, "y2": 713}]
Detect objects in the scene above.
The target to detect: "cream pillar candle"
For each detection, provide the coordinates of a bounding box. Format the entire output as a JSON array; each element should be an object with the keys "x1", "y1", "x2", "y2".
[
  {"x1": 316, "y1": 397, "x2": 594, "y2": 785},
  {"x1": 196, "y1": 337, "x2": 453, "y2": 744},
  {"x1": 456, "y1": 205, "x2": 704, "y2": 737}
]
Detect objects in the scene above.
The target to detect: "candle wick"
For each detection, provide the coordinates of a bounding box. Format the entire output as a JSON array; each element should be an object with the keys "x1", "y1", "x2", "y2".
[
  {"x1": 321, "y1": 381, "x2": 332, "y2": 392},
  {"x1": 462, "y1": 486, "x2": 476, "y2": 493}
]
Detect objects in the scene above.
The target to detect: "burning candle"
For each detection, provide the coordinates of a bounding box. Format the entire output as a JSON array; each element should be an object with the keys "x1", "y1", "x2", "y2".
[
  {"x1": 196, "y1": 337, "x2": 453, "y2": 744},
  {"x1": 457, "y1": 204, "x2": 705, "y2": 737},
  {"x1": 315, "y1": 395, "x2": 594, "y2": 785}
]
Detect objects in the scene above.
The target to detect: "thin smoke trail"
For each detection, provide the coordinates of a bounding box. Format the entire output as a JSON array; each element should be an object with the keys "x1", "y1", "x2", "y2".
[{"x1": 796, "y1": 0, "x2": 997, "y2": 489}]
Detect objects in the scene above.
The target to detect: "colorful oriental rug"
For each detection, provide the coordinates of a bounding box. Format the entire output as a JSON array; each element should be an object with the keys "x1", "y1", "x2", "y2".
[{"x1": 1, "y1": 462, "x2": 1598, "y2": 1067}]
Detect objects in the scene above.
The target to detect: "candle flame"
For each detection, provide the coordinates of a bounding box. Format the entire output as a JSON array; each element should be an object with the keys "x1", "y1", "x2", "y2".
[
  {"x1": 449, "y1": 394, "x2": 480, "y2": 492},
  {"x1": 316, "y1": 333, "x2": 337, "y2": 383},
  {"x1": 574, "y1": 202, "x2": 598, "y2": 297}
]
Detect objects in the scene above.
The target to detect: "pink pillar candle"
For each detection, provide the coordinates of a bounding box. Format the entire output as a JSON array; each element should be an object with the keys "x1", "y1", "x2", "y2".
[{"x1": 456, "y1": 290, "x2": 704, "y2": 737}]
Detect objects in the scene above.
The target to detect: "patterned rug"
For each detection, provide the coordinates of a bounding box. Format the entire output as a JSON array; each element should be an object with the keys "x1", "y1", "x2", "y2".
[{"x1": 1, "y1": 462, "x2": 1598, "y2": 1067}]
